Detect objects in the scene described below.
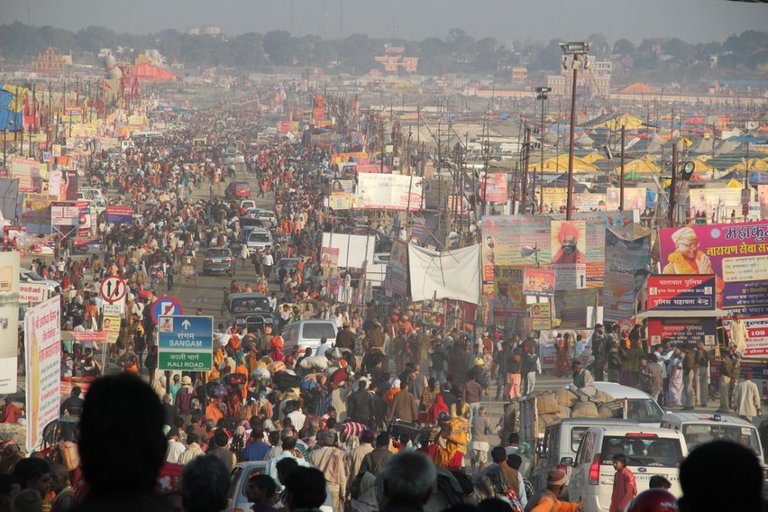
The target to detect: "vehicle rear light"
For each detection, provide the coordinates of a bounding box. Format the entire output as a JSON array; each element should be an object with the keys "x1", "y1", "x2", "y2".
[
  {"x1": 589, "y1": 453, "x2": 601, "y2": 485},
  {"x1": 626, "y1": 433, "x2": 658, "y2": 438},
  {"x1": 203, "y1": 258, "x2": 212, "y2": 263},
  {"x1": 223, "y1": 258, "x2": 232, "y2": 263}
]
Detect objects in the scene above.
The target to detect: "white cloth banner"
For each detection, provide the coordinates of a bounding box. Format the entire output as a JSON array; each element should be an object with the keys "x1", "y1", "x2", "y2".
[
  {"x1": 408, "y1": 243, "x2": 481, "y2": 305},
  {"x1": 356, "y1": 173, "x2": 423, "y2": 211}
]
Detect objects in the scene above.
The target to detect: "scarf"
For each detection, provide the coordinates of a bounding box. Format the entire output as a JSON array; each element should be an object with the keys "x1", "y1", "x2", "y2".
[{"x1": 666, "y1": 251, "x2": 701, "y2": 273}]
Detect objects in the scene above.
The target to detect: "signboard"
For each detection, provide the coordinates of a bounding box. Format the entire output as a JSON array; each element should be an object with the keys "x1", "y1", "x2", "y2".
[
  {"x1": 659, "y1": 221, "x2": 768, "y2": 315},
  {"x1": 158, "y1": 315, "x2": 213, "y2": 371},
  {"x1": 602, "y1": 229, "x2": 651, "y2": 322},
  {"x1": 356, "y1": 173, "x2": 423, "y2": 211},
  {"x1": 0, "y1": 252, "x2": 19, "y2": 394},
  {"x1": 523, "y1": 268, "x2": 554, "y2": 297},
  {"x1": 10, "y1": 156, "x2": 45, "y2": 192},
  {"x1": 151, "y1": 296, "x2": 183, "y2": 324},
  {"x1": 100, "y1": 275, "x2": 127, "y2": 304},
  {"x1": 726, "y1": 316, "x2": 768, "y2": 359},
  {"x1": 492, "y1": 266, "x2": 526, "y2": 318},
  {"x1": 386, "y1": 239, "x2": 409, "y2": 297},
  {"x1": 554, "y1": 288, "x2": 599, "y2": 328},
  {"x1": 102, "y1": 303, "x2": 122, "y2": 344},
  {"x1": 606, "y1": 187, "x2": 647, "y2": 211},
  {"x1": 320, "y1": 247, "x2": 339, "y2": 267},
  {"x1": 647, "y1": 275, "x2": 716, "y2": 311},
  {"x1": 61, "y1": 331, "x2": 107, "y2": 343},
  {"x1": 50, "y1": 202, "x2": 79, "y2": 226},
  {"x1": 25, "y1": 297, "x2": 61, "y2": 452},
  {"x1": 330, "y1": 179, "x2": 355, "y2": 193},
  {"x1": 105, "y1": 205, "x2": 134, "y2": 225},
  {"x1": 19, "y1": 283, "x2": 48, "y2": 304},
  {"x1": 551, "y1": 220, "x2": 587, "y2": 290},
  {"x1": 529, "y1": 302, "x2": 552, "y2": 330},
  {"x1": 480, "y1": 172, "x2": 508, "y2": 203},
  {"x1": 647, "y1": 317, "x2": 717, "y2": 347}
]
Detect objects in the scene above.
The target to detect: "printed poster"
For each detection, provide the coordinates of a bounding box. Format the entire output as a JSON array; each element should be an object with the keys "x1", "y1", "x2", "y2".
[
  {"x1": 523, "y1": 267, "x2": 555, "y2": 297},
  {"x1": 0, "y1": 252, "x2": 20, "y2": 393},
  {"x1": 602, "y1": 229, "x2": 651, "y2": 322},
  {"x1": 551, "y1": 220, "x2": 587, "y2": 290},
  {"x1": 25, "y1": 297, "x2": 61, "y2": 452},
  {"x1": 492, "y1": 266, "x2": 526, "y2": 318},
  {"x1": 529, "y1": 302, "x2": 552, "y2": 330},
  {"x1": 725, "y1": 317, "x2": 768, "y2": 359}
]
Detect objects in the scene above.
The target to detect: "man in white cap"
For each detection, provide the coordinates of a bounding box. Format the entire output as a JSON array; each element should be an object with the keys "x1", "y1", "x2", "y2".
[{"x1": 662, "y1": 226, "x2": 713, "y2": 275}]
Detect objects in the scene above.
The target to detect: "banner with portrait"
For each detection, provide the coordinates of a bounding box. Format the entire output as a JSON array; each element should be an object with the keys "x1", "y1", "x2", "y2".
[
  {"x1": 492, "y1": 266, "x2": 526, "y2": 318},
  {"x1": 659, "y1": 221, "x2": 768, "y2": 315},
  {"x1": 551, "y1": 220, "x2": 587, "y2": 290}
]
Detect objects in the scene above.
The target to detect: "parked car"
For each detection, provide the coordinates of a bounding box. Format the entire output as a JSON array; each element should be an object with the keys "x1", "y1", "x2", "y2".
[
  {"x1": 20, "y1": 269, "x2": 59, "y2": 293},
  {"x1": 281, "y1": 320, "x2": 338, "y2": 356},
  {"x1": 202, "y1": 247, "x2": 234, "y2": 276},
  {"x1": 227, "y1": 461, "x2": 332, "y2": 512},
  {"x1": 660, "y1": 411, "x2": 768, "y2": 484},
  {"x1": 568, "y1": 425, "x2": 687, "y2": 512},
  {"x1": 227, "y1": 292, "x2": 275, "y2": 333},
  {"x1": 239, "y1": 199, "x2": 256, "y2": 211},
  {"x1": 530, "y1": 418, "x2": 636, "y2": 493},
  {"x1": 245, "y1": 229, "x2": 273, "y2": 252},
  {"x1": 72, "y1": 239, "x2": 105, "y2": 255},
  {"x1": 225, "y1": 181, "x2": 252, "y2": 200},
  {"x1": 273, "y1": 257, "x2": 302, "y2": 281}
]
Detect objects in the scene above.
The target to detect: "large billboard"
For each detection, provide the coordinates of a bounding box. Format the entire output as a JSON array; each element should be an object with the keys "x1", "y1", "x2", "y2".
[
  {"x1": 356, "y1": 173, "x2": 423, "y2": 211},
  {"x1": 602, "y1": 229, "x2": 651, "y2": 322},
  {"x1": 480, "y1": 173, "x2": 508, "y2": 203},
  {"x1": 725, "y1": 317, "x2": 768, "y2": 359},
  {"x1": 25, "y1": 297, "x2": 61, "y2": 452},
  {"x1": 659, "y1": 221, "x2": 768, "y2": 315},
  {"x1": 480, "y1": 216, "x2": 551, "y2": 281},
  {"x1": 551, "y1": 220, "x2": 587, "y2": 290},
  {"x1": 689, "y1": 188, "x2": 743, "y2": 223}
]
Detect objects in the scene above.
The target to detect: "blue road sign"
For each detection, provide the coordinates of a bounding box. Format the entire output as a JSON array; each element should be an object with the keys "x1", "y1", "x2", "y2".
[
  {"x1": 157, "y1": 315, "x2": 213, "y2": 371},
  {"x1": 151, "y1": 295, "x2": 183, "y2": 325}
]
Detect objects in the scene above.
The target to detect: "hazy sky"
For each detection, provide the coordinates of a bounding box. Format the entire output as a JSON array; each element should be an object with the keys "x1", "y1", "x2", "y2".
[{"x1": 4, "y1": 0, "x2": 767, "y2": 43}]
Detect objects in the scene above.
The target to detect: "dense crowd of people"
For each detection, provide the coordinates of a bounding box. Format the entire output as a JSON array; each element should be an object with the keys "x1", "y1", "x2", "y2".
[{"x1": 0, "y1": 100, "x2": 764, "y2": 512}]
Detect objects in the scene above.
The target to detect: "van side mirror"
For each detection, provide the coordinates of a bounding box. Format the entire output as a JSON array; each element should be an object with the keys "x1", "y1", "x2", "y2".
[{"x1": 560, "y1": 456, "x2": 574, "y2": 467}]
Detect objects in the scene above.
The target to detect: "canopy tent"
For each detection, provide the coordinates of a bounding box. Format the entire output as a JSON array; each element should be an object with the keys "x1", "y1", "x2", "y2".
[
  {"x1": 622, "y1": 157, "x2": 661, "y2": 174},
  {"x1": 131, "y1": 63, "x2": 177, "y2": 82},
  {"x1": 582, "y1": 112, "x2": 646, "y2": 131},
  {"x1": 580, "y1": 152, "x2": 604, "y2": 164},
  {"x1": 726, "y1": 158, "x2": 768, "y2": 173},
  {"x1": 624, "y1": 172, "x2": 644, "y2": 180},
  {"x1": 529, "y1": 154, "x2": 599, "y2": 173},
  {"x1": 548, "y1": 173, "x2": 590, "y2": 192},
  {"x1": 725, "y1": 178, "x2": 743, "y2": 188},
  {"x1": 691, "y1": 158, "x2": 718, "y2": 176}
]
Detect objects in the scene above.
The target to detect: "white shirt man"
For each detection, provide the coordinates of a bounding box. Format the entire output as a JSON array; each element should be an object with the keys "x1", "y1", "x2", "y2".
[
  {"x1": 730, "y1": 315, "x2": 749, "y2": 355},
  {"x1": 166, "y1": 430, "x2": 186, "y2": 464}
]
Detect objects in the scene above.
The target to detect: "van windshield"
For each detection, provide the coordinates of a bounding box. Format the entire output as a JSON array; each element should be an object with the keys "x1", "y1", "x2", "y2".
[
  {"x1": 303, "y1": 323, "x2": 337, "y2": 340},
  {"x1": 249, "y1": 232, "x2": 270, "y2": 243},
  {"x1": 600, "y1": 436, "x2": 682, "y2": 468},
  {"x1": 230, "y1": 297, "x2": 270, "y2": 313},
  {"x1": 683, "y1": 424, "x2": 761, "y2": 457}
]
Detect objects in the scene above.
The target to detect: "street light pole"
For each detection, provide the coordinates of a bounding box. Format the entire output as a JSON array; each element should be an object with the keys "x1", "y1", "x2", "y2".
[
  {"x1": 535, "y1": 87, "x2": 550, "y2": 214},
  {"x1": 561, "y1": 42, "x2": 590, "y2": 221}
]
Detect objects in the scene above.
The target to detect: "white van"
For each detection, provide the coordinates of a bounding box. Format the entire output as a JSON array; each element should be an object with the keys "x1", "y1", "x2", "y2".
[
  {"x1": 569, "y1": 425, "x2": 687, "y2": 512},
  {"x1": 281, "y1": 320, "x2": 338, "y2": 356},
  {"x1": 530, "y1": 418, "x2": 637, "y2": 493}
]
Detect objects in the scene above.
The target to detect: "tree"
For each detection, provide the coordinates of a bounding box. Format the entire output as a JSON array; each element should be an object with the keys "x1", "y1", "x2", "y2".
[
  {"x1": 612, "y1": 38, "x2": 635, "y2": 56},
  {"x1": 262, "y1": 31, "x2": 296, "y2": 65}
]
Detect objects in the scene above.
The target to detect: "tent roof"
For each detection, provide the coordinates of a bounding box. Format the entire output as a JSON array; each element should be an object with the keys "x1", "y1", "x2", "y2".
[
  {"x1": 132, "y1": 63, "x2": 177, "y2": 82},
  {"x1": 622, "y1": 157, "x2": 661, "y2": 174},
  {"x1": 583, "y1": 112, "x2": 646, "y2": 131},
  {"x1": 725, "y1": 178, "x2": 743, "y2": 188},
  {"x1": 726, "y1": 158, "x2": 768, "y2": 172},
  {"x1": 530, "y1": 154, "x2": 599, "y2": 173}
]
